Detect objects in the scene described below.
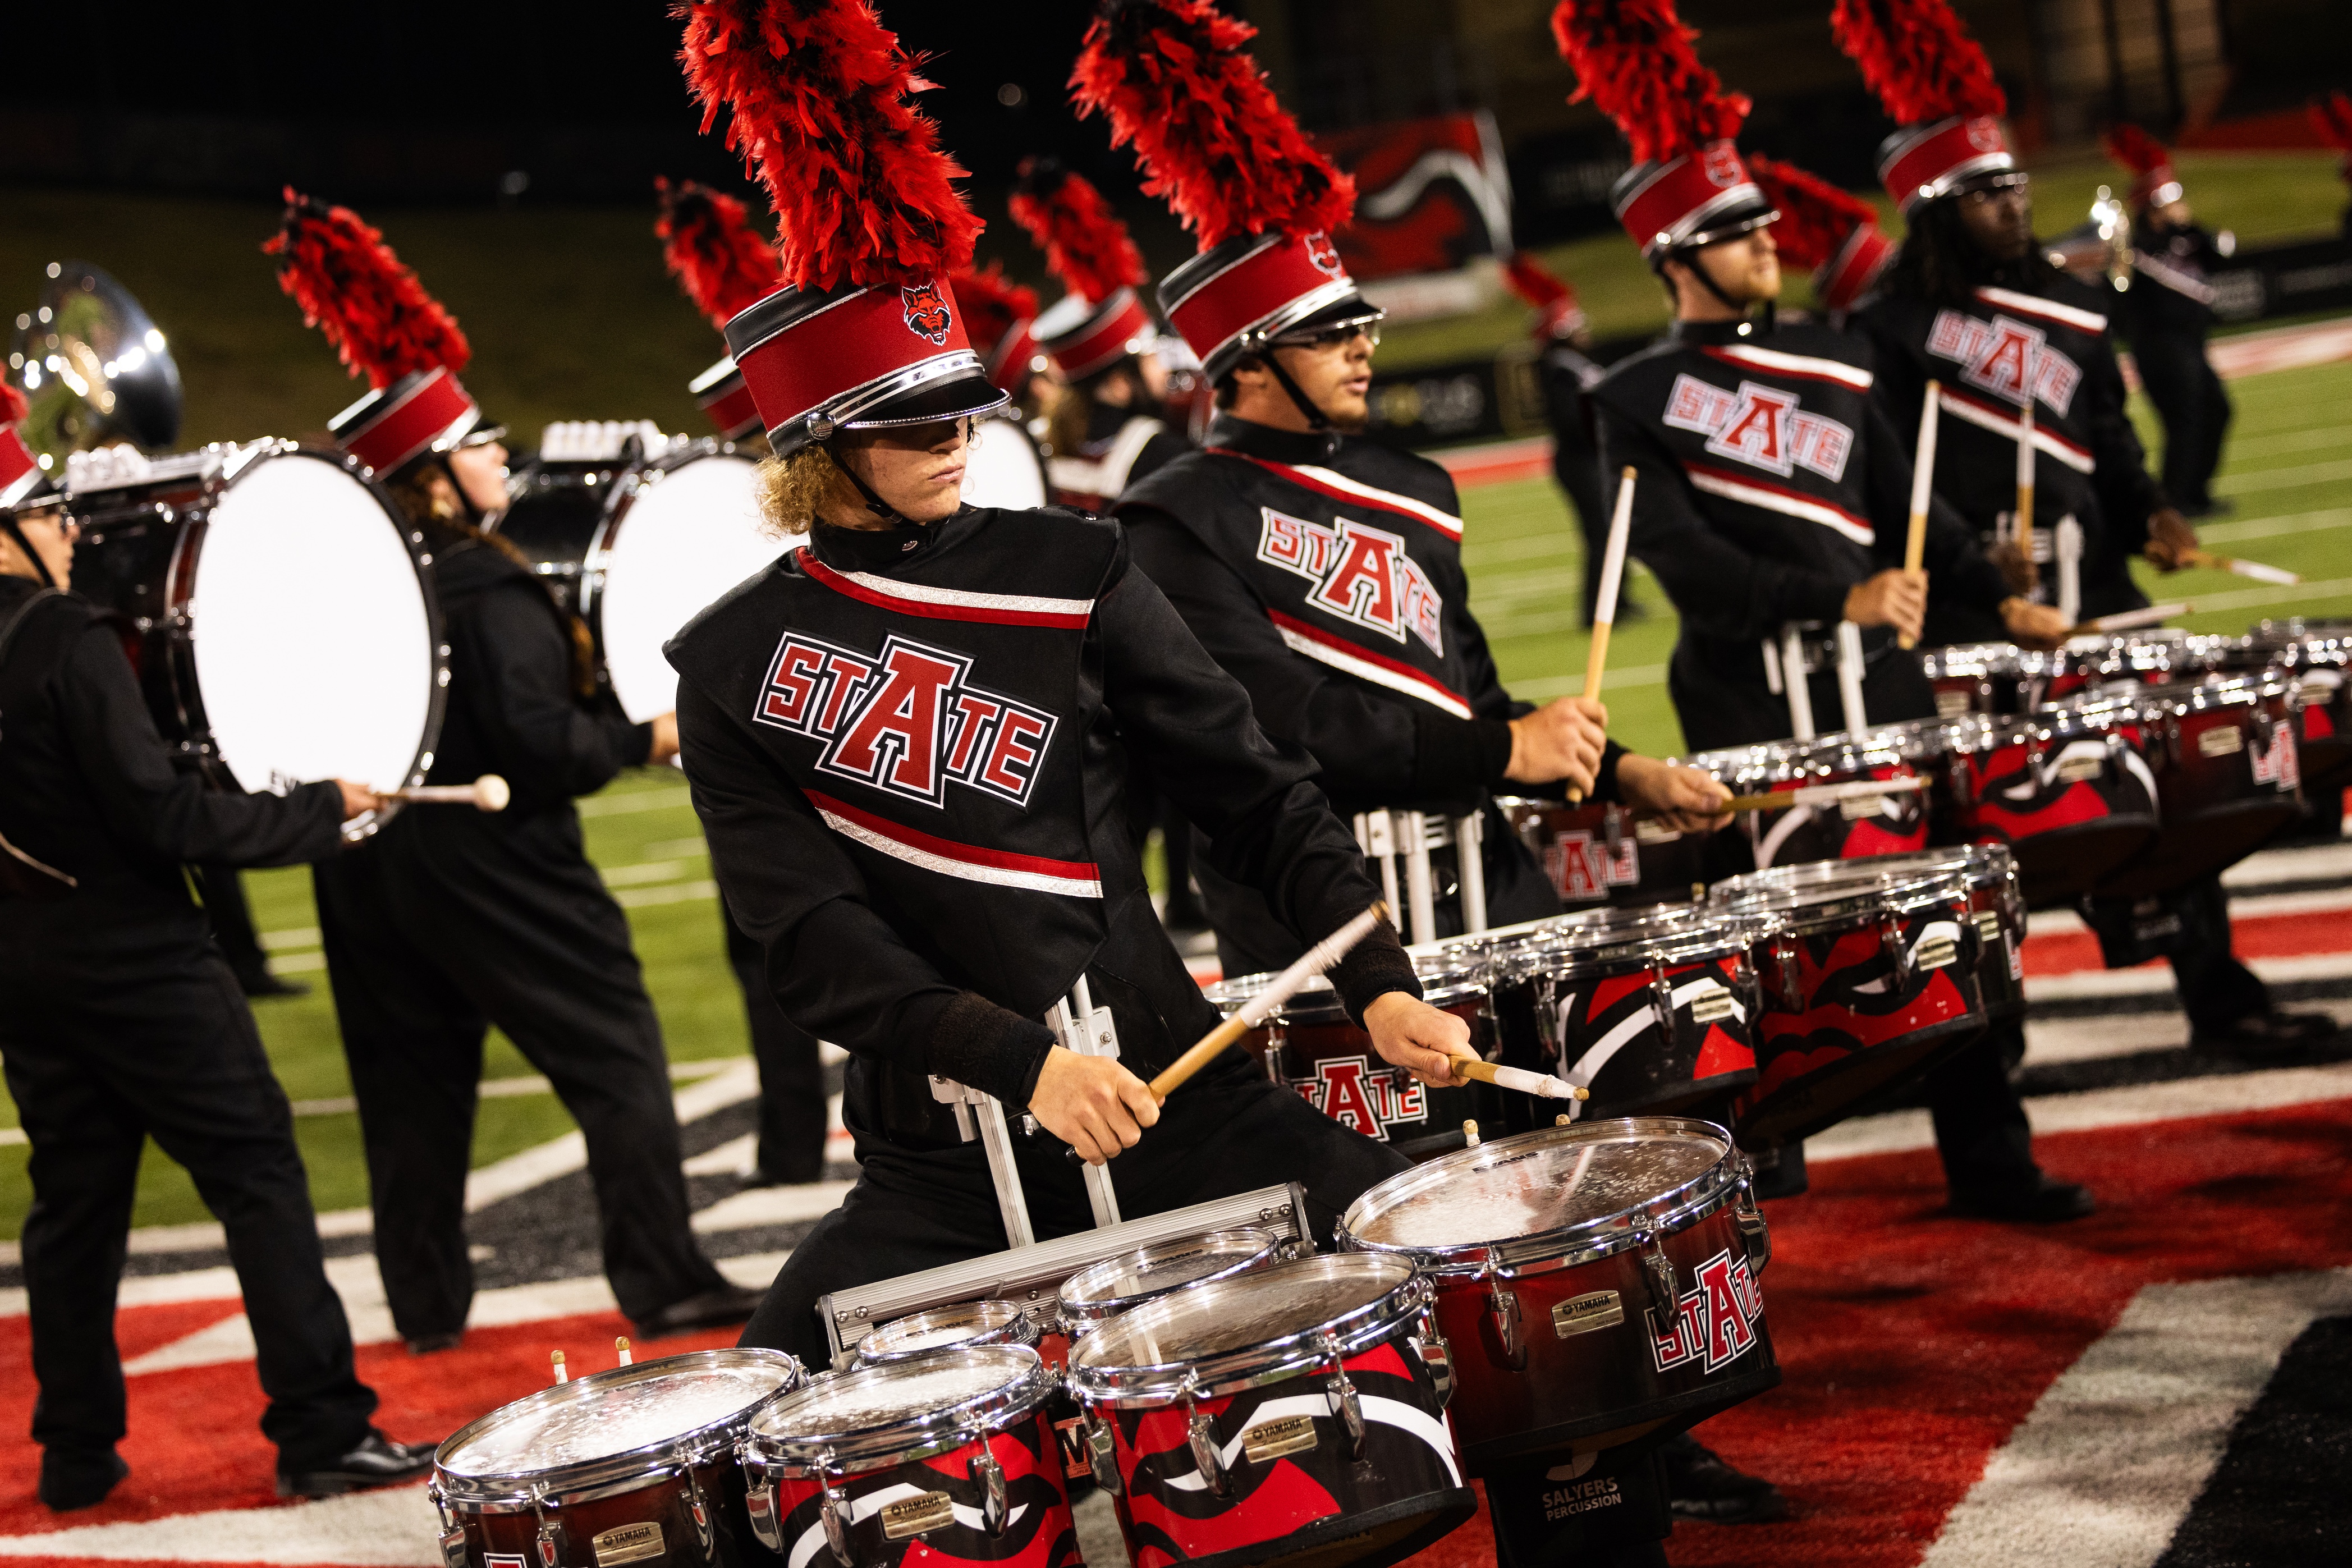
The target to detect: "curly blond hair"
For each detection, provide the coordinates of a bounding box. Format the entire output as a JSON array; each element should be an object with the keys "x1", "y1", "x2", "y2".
[{"x1": 754, "y1": 444, "x2": 850, "y2": 538}]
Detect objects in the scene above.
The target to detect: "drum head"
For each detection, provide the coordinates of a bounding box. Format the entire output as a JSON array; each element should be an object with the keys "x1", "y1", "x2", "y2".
[
  {"x1": 1068, "y1": 1254, "x2": 1416, "y2": 1377},
  {"x1": 437, "y1": 1349, "x2": 799, "y2": 1493},
  {"x1": 748, "y1": 1345, "x2": 1049, "y2": 1468},
  {"x1": 595, "y1": 450, "x2": 782, "y2": 722},
  {"x1": 1058, "y1": 1228, "x2": 1278, "y2": 1326},
  {"x1": 859, "y1": 1299, "x2": 1031, "y2": 1361},
  {"x1": 191, "y1": 450, "x2": 438, "y2": 794},
  {"x1": 960, "y1": 416, "x2": 1047, "y2": 512}
]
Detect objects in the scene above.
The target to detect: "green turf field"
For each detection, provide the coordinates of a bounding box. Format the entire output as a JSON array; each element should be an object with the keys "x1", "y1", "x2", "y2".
[{"x1": 1, "y1": 323, "x2": 2348, "y2": 1247}]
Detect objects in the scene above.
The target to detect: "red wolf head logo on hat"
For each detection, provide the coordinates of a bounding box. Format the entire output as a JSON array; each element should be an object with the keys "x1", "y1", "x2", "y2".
[
  {"x1": 1304, "y1": 232, "x2": 1344, "y2": 275},
  {"x1": 901, "y1": 282, "x2": 953, "y2": 345},
  {"x1": 1702, "y1": 143, "x2": 1745, "y2": 187}
]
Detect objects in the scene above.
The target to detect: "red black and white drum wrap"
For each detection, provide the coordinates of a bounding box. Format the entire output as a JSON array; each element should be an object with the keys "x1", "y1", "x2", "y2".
[
  {"x1": 1067, "y1": 1256, "x2": 1471, "y2": 1568},
  {"x1": 1942, "y1": 697, "x2": 2158, "y2": 906},
  {"x1": 2230, "y1": 620, "x2": 2350, "y2": 791},
  {"x1": 1712, "y1": 869, "x2": 1989, "y2": 1147},
  {"x1": 1339, "y1": 1120, "x2": 1777, "y2": 1469},
  {"x1": 1495, "y1": 799, "x2": 1710, "y2": 908},
  {"x1": 1686, "y1": 725, "x2": 1937, "y2": 870},
  {"x1": 2093, "y1": 674, "x2": 2303, "y2": 898},
  {"x1": 741, "y1": 1347, "x2": 1078, "y2": 1568}
]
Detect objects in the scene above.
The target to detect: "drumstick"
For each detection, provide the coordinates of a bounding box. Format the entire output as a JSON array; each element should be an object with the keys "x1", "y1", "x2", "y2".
[
  {"x1": 2015, "y1": 403, "x2": 2035, "y2": 573},
  {"x1": 1565, "y1": 467, "x2": 1638, "y2": 806},
  {"x1": 384, "y1": 775, "x2": 511, "y2": 811},
  {"x1": 1446, "y1": 1055, "x2": 1589, "y2": 1101},
  {"x1": 2070, "y1": 603, "x2": 2192, "y2": 636},
  {"x1": 1900, "y1": 382, "x2": 1941, "y2": 650},
  {"x1": 2181, "y1": 548, "x2": 2299, "y2": 586},
  {"x1": 1710, "y1": 776, "x2": 1929, "y2": 814}
]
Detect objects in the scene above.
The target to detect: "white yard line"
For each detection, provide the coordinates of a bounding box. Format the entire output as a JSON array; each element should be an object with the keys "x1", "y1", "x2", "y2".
[
  {"x1": 2027, "y1": 950, "x2": 2352, "y2": 1001},
  {"x1": 574, "y1": 787, "x2": 695, "y2": 818}
]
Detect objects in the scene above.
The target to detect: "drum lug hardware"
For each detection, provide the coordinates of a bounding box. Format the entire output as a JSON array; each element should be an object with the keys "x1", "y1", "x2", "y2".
[
  {"x1": 1735, "y1": 1181, "x2": 1772, "y2": 1273},
  {"x1": 1647, "y1": 956, "x2": 1676, "y2": 1037},
  {"x1": 818, "y1": 1449, "x2": 857, "y2": 1567},
  {"x1": 1413, "y1": 1306, "x2": 1455, "y2": 1406},
  {"x1": 530, "y1": 1489, "x2": 563, "y2": 1568},
  {"x1": 1083, "y1": 1410, "x2": 1122, "y2": 1494},
  {"x1": 1180, "y1": 1375, "x2": 1230, "y2": 1496},
  {"x1": 970, "y1": 1441, "x2": 1010, "y2": 1535},
  {"x1": 1773, "y1": 936, "x2": 1801, "y2": 1005},
  {"x1": 680, "y1": 1460, "x2": 717, "y2": 1559},
  {"x1": 1321, "y1": 1331, "x2": 1368, "y2": 1460},
  {"x1": 1532, "y1": 976, "x2": 1560, "y2": 1057},
  {"x1": 428, "y1": 1480, "x2": 466, "y2": 1568},
  {"x1": 739, "y1": 1443, "x2": 786, "y2": 1554},
  {"x1": 1263, "y1": 1023, "x2": 1289, "y2": 1086},
  {"x1": 1880, "y1": 914, "x2": 1911, "y2": 979},
  {"x1": 1479, "y1": 1261, "x2": 1526, "y2": 1372},
  {"x1": 1638, "y1": 1234, "x2": 1681, "y2": 1333}
]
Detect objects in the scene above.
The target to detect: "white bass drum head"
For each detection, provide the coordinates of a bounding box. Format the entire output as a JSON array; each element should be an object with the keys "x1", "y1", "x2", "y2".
[
  {"x1": 191, "y1": 450, "x2": 438, "y2": 795},
  {"x1": 960, "y1": 416, "x2": 1047, "y2": 512},
  {"x1": 597, "y1": 451, "x2": 787, "y2": 722}
]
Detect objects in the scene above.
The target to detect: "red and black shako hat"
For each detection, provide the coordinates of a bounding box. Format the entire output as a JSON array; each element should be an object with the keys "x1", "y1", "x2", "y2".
[
  {"x1": 655, "y1": 177, "x2": 781, "y2": 441},
  {"x1": 2103, "y1": 124, "x2": 2183, "y2": 212},
  {"x1": 1746, "y1": 155, "x2": 1896, "y2": 311},
  {"x1": 1502, "y1": 250, "x2": 1587, "y2": 341},
  {"x1": 0, "y1": 382, "x2": 45, "y2": 510},
  {"x1": 681, "y1": 0, "x2": 1004, "y2": 459},
  {"x1": 1073, "y1": 0, "x2": 1373, "y2": 384},
  {"x1": 1550, "y1": 0, "x2": 1776, "y2": 261},
  {"x1": 267, "y1": 189, "x2": 493, "y2": 476},
  {"x1": 1832, "y1": 0, "x2": 2018, "y2": 213},
  {"x1": 1010, "y1": 156, "x2": 1153, "y2": 382}
]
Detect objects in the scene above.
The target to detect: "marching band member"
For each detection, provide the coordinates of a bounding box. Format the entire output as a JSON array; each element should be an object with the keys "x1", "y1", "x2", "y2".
[
  {"x1": 1501, "y1": 250, "x2": 1625, "y2": 628},
  {"x1": 1838, "y1": 0, "x2": 2339, "y2": 1061},
  {"x1": 666, "y1": 0, "x2": 1468, "y2": 1368},
  {"x1": 0, "y1": 410, "x2": 433, "y2": 1509},
  {"x1": 269, "y1": 192, "x2": 760, "y2": 1349}
]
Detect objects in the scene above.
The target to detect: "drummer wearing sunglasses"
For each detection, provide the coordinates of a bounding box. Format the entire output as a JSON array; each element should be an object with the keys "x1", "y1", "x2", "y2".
[{"x1": 0, "y1": 482, "x2": 434, "y2": 1509}]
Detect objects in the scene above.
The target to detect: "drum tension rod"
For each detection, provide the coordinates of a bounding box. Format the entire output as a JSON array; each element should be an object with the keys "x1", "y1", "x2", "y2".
[
  {"x1": 1180, "y1": 1372, "x2": 1231, "y2": 1496},
  {"x1": 678, "y1": 1460, "x2": 717, "y2": 1557},
  {"x1": 1638, "y1": 1234, "x2": 1681, "y2": 1333},
  {"x1": 1480, "y1": 1254, "x2": 1527, "y2": 1372},
  {"x1": 1083, "y1": 1413, "x2": 1123, "y2": 1494},
  {"x1": 818, "y1": 1448, "x2": 858, "y2": 1568},
  {"x1": 531, "y1": 1487, "x2": 564, "y2": 1566},
  {"x1": 1320, "y1": 1331, "x2": 1368, "y2": 1461},
  {"x1": 970, "y1": 1442, "x2": 1010, "y2": 1536}
]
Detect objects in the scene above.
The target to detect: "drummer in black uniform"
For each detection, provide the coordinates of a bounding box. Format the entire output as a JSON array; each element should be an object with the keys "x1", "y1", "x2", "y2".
[
  {"x1": 0, "y1": 419, "x2": 434, "y2": 1509},
  {"x1": 269, "y1": 192, "x2": 760, "y2": 1350},
  {"x1": 667, "y1": 0, "x2": 1473, "y2": 1367}
]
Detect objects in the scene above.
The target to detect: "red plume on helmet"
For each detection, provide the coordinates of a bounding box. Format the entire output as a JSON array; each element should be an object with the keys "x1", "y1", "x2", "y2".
[
  {"x1": 2102, "y1": 123, "x2": 2183, "y2": 208},
  {"x1": 1070, "y1": 0, "x2": 1354, "y2": 249},
  {"x1": 1745, "y1": 155, "x2": 1876, "y2": 273},
  {"x1": 949, "y1": 263, "x2": 1039, "y2": 352},
  {"x1": 1502, "y1": 250, "x2": 1587, "y2": 340},
  {"x1": 1008, "y1": 157, "x2": 1145, "y2": 306},
  {"x1": 677, "y1": 0, "x2": 982, "y2": 292},
  {"x1": 0, "y1": 382, "x2": 25, "y2": 427},
  {"x1": 264, "y1": 188, "x2": 470, "y2": 388},
  {"x1": 1830, "y1": 0, "x2": 2005, "y2": 126},
  {"x1": 1548, "y1": 0, "x2": 1750, "y2": 166},
  {"x1": 655, "y1": 177, "x2": 782, "y2": 329}
]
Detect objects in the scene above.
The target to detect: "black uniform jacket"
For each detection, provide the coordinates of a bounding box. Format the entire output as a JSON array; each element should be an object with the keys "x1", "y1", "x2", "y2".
[
  {"x1": 2121, "y1": 221, "x2": 2226, "y2": 338},
  {"x1": 1859, "y1": 273, "x2": 2165, "y2": 627},
  {"x1": 0, "y1": 576, "x2": 343, "y2": 981},
  {"x1": 1591, "y1": 318, "x2": 2009, "y2": 686},
  {"x1": 665, "y1": 505, "x2": 1415, "y2": 1154},
  {"x1": 1048, "y1": 401, "x2": 1188, "y2": 513}
]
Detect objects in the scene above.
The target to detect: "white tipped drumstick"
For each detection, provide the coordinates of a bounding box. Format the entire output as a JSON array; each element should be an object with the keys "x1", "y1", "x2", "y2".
[
  {"x1": 2072, "y1": 603, "x2": 2192, "y2": 636},
  {"x1": 550, "y1": 1350, "x2": 567, "y2": 1385},
  {"x1": 1900, "y1": 383, "x2": 1941, "y2": 650},
  {"x1": 1447, "y1": 1056, "x2": 1590, "y2": 1101},
  {"x1": 386, "y1": 775, "x2": 511, "y2": 811},
  {"x1": 1566, "y1": 466, "x2": 1637, "y2": 805},
  {"x1": 1716, "y1": 776, "x2": 1929, "y2": 814},
  {"x1": 2182, "y1": 549, "x2": 2299, "y2": 585},
  {"x1": 2015, "y1": 403, "x2": 2036, "y2": 569}
]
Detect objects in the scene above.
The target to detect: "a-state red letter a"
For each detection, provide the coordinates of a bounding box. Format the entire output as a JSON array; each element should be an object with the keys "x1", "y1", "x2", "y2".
[
  {"x1": 830, "y1": 645, "x2": 960, "y2": 798},
  {"x1": 1312, "y1": 523, "x2": 1400, "y2": 635}
]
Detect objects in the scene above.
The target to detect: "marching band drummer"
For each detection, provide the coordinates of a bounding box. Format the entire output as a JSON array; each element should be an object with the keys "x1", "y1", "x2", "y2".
[
  {"x1": 0, "y1": 420, "x2": 435, "y2": 1509},
  {"x1": 664, "y1": 0, "x2": 1470, "y2": 1365},
  {"x1": 268, "y1": 192, "x2": 760, "y2": 1350}
]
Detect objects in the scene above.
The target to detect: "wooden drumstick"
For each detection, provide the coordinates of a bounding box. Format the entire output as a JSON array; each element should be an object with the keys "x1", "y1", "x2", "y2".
[
  {"x1": 386, "y1": 775, "x2": 511, "y2": 811},
  {"x1": 1566, "y1": 466, "x2": 1638, "y2": 805},
  {"x1": 2015, "y1": 402, "x2": 2035, "y2": 574},
  {"x1": 1900, "y1": 382, "x2": 1941, "y2": 652},
  {"x1": 2069, "y1": 603, "x2": 2191, "y2": 637},
  {"x1": 1712, "y1": 776, "x2": 1929, "y2": 814},
  {"x1": 2180, "y1": 549, "x2": 2299, "y2": 586},
  {"x1": 1446, "y1": 1055, "x2": 1589, "y2": 1101}
]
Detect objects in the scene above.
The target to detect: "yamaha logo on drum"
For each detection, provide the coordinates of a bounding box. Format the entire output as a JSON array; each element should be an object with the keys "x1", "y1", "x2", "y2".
[{"x1": 1294, "y1": 1053, "x2": 1427, "y2": 1140}]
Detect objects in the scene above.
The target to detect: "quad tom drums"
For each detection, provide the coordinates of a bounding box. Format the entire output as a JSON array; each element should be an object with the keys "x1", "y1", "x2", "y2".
[
  {"x1": 1684, "y1": 723, "x2": 1937, "y2": 869},
  {"x1": 1057, "y1": 1230, "x2": 1288, "y2": 1341},
  {"x1": 1940, "y1": 694, "x2": 2158, "y2": 905},
  {"x1": 2093, "y1": 673, "x2": 2303, "y2": 898},
  {"x1": 429, "y1": 1347, "x2": 803, "y2": 1567},
  {"x1": 1494, "y1": 799, "x2": 1710, "y2": 909},
  {"x1": 62, "y1": 442, "x2": 445, "y2": 837},
  {"x1": 1338, "y1": 1119, "x2": 1774, "y2": 1468}
]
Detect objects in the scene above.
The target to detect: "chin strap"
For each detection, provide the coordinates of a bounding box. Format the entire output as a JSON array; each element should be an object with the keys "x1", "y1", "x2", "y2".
[
  {"x1": 0, "y1": 512, "x2": 57, "y2": 588},
  {"x1": 829, "y1": 444, "x2": 915, "y2": 528},
  {"x1": 1257, "y1": 346, "x2": 1334, "y2": 435}
]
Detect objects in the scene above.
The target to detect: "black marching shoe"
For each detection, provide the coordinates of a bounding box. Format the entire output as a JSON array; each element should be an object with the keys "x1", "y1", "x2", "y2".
[
  {"x1": 1950, "y1": 1173, "x2": 2096, "y2": 1224},
  {"x1": 2190, "y1": 1009, "x2": 2342, "y2": 1061},
  {"x1": 235, "y1": 968, "x2": 310, "y2": 999},
  {"x1": 1659, "y1": 1431, "x2": 1789, "y2": 1524},
  {"x1": 405, "y1": 1330, "x2": 465, "y2": 1355},
  {"x1": 277, "y1": 1430, "x2": 436, "y2": 1498},
  {"x1": 632, "y1": 1282, "x2": 765, "y2": 1340},
  {"x1": 39, "y1": 1451, "x2": 129, "y2": 1513}
]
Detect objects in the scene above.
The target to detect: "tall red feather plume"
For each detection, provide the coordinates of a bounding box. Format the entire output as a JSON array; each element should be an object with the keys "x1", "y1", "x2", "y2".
[
  {"x1": 1548, "y1": 0, "x2": 1749, "y2": 165},
  {"x1": 2102, "y1": 123, "x2": 2172, "y2": 175},
  {"x1": 1503, "y1": 250, "x2": 1574, "y2": 310},
  {"x1": 1830, "y1": 0, "x2": 2005, "y2": 125},
  {"x1": 655, "y1": 177, "x2": 782, "y2": 328},
  {"x1": 950, "y1": 263, "x2": 1040, "y2": 352},
  {"x1": 0, "y1": 382, "x2": 25, "y2": 426},
  {"x1": 1008, "y1": 158, "x2": 1145, "y2": 305},
  {"x1": 263, "y1": 189, "x2": 470, "y2": 388},
  {"x1": 2308, "y1": 91, "x2": 2352, "y2": 152},
  {"x1": 1070, "y1": 0, "x2": 1354, "y2": 249},
  {"x1": 1746, "y1": 154, "x2": 1880, "y2": 272},
  {"x1": 677, "y1": 0, "x2": 982, "y2": 292}
]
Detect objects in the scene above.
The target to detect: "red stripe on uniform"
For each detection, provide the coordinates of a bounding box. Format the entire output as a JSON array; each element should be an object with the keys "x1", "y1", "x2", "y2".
[
  {"x1": 803, "y1": 788, "x2": 1102, "y2": 885},
  {"x1": 1216, "y1": 452, "x2": 1464, "y2": 541}
]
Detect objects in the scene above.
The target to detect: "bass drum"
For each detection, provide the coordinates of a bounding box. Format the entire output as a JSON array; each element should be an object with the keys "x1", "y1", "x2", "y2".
[
  {"x1": 497, "y1": 436, "x2": 784, "y2": 722},
  {"x1": 960, "y1": 412, "x2": 1048, "y2": 512},
  {"x1": 63, "y1": 441, "x2": 445, "y2": 837}
]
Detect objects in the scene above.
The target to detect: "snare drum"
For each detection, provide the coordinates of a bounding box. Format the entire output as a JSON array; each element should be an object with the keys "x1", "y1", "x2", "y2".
[
  {"x1": 1708, "y1": 866, "x2": 1989, "y2": 1146},
  {"x1": 1921, "y1": 642, "x2": 2026, "y2": 716},
  {"x1": 2246, "y1": 620, "x2": 2351, "y2": 792},
  {"x1": 740, "y1": 1346, "x2": 1079, "y2": 1568},
  {"x1": 1337, "y1": 1118, "x2": 1775, "y2": 1468},
  {"x1": 2093, "y1": 673, "x2": 2303, "y2": 898},
  {"x1": 1686, "y1": 722, "x2": 1940, "y2": 869},
  {"x1": 497, "y1": 435, "x2": 780, "y2": 721},
  {"x1": 858, "y1": 1300, "x2": 1041, "y2": 1365},
  {"x1": 1942, "y1": 695, "x2": 2159, "y2": 905},
  {"x1": 1495, "y1": 798, "x2": 1709, "y2": 907},
  {"x1": 1066, "y1": 1254, "x2": 1473, "y2": 1568},
  {"x1": 429, "y1": 1347, "x2": 803, "y2": 1567},
  {"x1": 1056, "y1": 1230, "x2": 1286, "y2": 1340},
  {"x1": 1458, "y1": 907, "x2": 1759, "y2": 1124},
  {"x1": 63, "y1": 442, "x2": 446, "y2": 836},
  {"x1": 1203, "y1": 963, "x2": 1500, "y2": 1157}
]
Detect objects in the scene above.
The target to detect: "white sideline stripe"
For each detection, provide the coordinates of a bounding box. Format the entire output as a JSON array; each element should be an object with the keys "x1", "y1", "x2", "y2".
[
  {"x1": 1503, "y1": 665, "x2": 1670, "y2": 700},
  {"x1": 0, "y1": 1482, "x2": 447, "y2": 1564},
  {"x1": 575, "y1": 787, "x2": 695, "y2": 818},
  {"x1": 2214, "y1": 456, "x2": 2352, "y2": 496},
  {"x1": 2025, "y1": 951, "x2": 2352, "y2": 1002},
  {"x1": 1808, "y1": 1061, "x2": 2352, "y2": 1163},
  {"x1": 691, "y1": 1180, "x2": 854, "y2": 1235},
  {"x1": 458, "y1": 1060, "x2": 763, "y2": 1215},
  {"x1": 612, "y1": 877, "x2": 721, "y2": 908},
  {"x1": 1919, "y1": 1268, "x2": 2352, "y2": 1568},
  {"x1": 2023, "y1": 996, "x2": 2352, "y2": 1065},
  {"x1": 2222, "y1": 839, "x2": 2352, "y2": 886},
  {"x1": 2029, "y1": 885, "x2": 2352, "y2": 939}
]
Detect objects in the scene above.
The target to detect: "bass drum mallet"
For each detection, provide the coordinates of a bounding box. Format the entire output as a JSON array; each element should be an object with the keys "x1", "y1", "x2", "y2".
[{"x1": 384, "y1": 774, "x2": 511, "y2": 811}]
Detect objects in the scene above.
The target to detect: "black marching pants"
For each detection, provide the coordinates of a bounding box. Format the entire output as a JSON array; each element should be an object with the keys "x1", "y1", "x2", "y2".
[
  {"x1": 1924, "y1": 1020, "x2": 2038, "y2": 1196},
  {"x1": 0, "y1": 943, "x2": 375, "y2": 1468},
  {"x1": 2132, "y1": 327, "x2": 2233, "y2": 512},
  {"x1": 723, "y1": 907, "x2": 831, "y2": 1185},
  {"x1": 739, "y1": 1056, "x2": 1412, "y2": 1365},
  {"x1": 314, "y1": 847, "x2": 726, "y2": 1340}
]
